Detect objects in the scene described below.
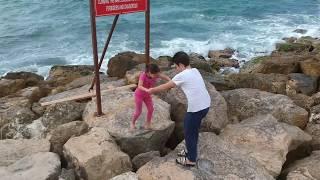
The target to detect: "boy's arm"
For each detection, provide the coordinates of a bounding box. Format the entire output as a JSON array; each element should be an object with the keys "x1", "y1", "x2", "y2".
[
  {"x1": 158, "y1": 73, "x2": 171, "y2": 81},
  {"x1": 148, "y1": 81, "x2": 176, "y2": 94}
]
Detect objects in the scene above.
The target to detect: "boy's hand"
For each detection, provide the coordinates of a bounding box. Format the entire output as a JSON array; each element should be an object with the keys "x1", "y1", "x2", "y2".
[{"x1": 146, "y1": 88, "x2": 154, "y2": 94}]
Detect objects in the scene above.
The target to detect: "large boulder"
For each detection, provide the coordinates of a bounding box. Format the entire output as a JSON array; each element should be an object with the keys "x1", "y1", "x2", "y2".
[
  {"x1": 240, "y1": 55, "x2": 306, "y2": 74},
  {"x1": 275, "y1": 42, "x2": 313, "y2": 53},
  {"x1": 47, "y1": 121, "x2": 89, "y2": 156},
  {"x1": 0, "y1": 97, "x2": 37, "y2": 139},
  {"x1": 4, "y1": 71, "x2": 44, "y2": 86},
  {"x1": 221, "y1": 88, "x2": 308, "y2": 128},
  {"x1": 63, "y1": 74, "x2": 117, "y2": 91},
  {"x1": 281, "y1": 151, "x2": 320, "y2": 180},
  {"x1": 0, "y1": 152, "x2": 61, "y2": 180},
  {"x1": 0, "y1": 139, "x2": 50, "y2": 166},
  {"x1": 208, "y1": 48, "x2": 235, "y2": 59},
  {"x1": 63, "y1": 127, "x2": 132, "y2": 180},
  {"x1": 159, "y1": 81, "x2": 228, "y2": 148},
  {"x1": 107, "y1": 52, "x2": 154, "y2": 78},
  {"x1": 220, "y1": 114, "x2": 312, "y2": 177},
  {"x1": 111, "y1": 172, "x2": 139, "y2": 180},
  {"x1": 300, "y1": 57, "x2": 320, "y2": 77},
  {"x1": 286, "y1": 73, "x2": 318, "y2": 96},
  {"x1": 209, "y1": 58, "x2": 239, "y2": 68},
  {"x1": 132, "y1": 151, "x2": 160, "y2": 170},
  {"x1": 311, "y1": 92, "x2": 320, "y2": 106},
  {"x1": 226, "y1": 73, "x2": 288, "y2": 94},
  {"x1": 309, "y1": 104, "x2": 320, "y2": 124},
  {"x1": 41, "y1": 101, "x2": 85, "y2": 130},
  {"x1": 14, "y1": 86, "x2": 49, "y2": 103},
  {"x1": 288, "y1": 93, "x2": 315, "y2": 111},
  {"x1": 305, "y1": 123, "x2": 320, "y2": 150},
  {"x1": 83, "y1": 90, "x2": 174, "y2": 157},
  {"x1": 189, "y1": 53, "x2": 213, "y2": 73},
  {"x1": 137, "y1": 132, "x2": 274, "y2": 180},
  {"x1": 0, "y1": 79, "x2": 26, "y2": 98},
  {"x1": 47, "y1": 65, "x2": 95, "y2": 87}
]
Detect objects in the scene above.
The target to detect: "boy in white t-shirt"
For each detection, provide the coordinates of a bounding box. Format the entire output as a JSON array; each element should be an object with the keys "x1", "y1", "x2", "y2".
[{"x1": 146, "y1": 51, "x2": 211, "y2": 167}]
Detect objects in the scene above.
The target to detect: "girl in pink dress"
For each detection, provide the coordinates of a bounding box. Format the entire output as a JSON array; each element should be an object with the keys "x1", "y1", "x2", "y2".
[{"x1": 131, "y1": 64, "x2": 170, "y2": 130}]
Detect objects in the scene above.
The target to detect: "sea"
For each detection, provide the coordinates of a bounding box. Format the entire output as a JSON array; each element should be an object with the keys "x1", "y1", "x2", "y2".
[{"x1": 0, "y1": 0, "x2": 319, "y2": 77}]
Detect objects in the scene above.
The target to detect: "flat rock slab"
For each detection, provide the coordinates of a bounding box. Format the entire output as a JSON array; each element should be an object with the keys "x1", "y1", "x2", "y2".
[{"x1": 83, "y1": 91, "x2": 174, "y2": 157}]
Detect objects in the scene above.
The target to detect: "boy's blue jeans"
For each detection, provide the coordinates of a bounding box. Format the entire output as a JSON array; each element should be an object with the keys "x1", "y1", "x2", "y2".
[{"x1": 184, "y1": 107, "x2": 209, "y2": 162}]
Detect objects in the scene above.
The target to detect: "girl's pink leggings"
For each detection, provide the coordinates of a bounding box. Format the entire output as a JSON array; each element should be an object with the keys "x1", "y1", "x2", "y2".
[{"x1": 132, "y1": 93, "x2": 154, "y2": 124}]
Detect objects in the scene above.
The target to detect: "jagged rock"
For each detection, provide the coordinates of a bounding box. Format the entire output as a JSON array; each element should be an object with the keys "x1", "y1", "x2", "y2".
[
  {"x1": 220, "y1": 114, "x2": 312, "y2": 177},
  {"x1": 227, "y1": 73, "x2": 288, "y2": 94},
  {"x1": 110, "y1": 172, "x2": 139, "y2": 180},
  {"x1": 0, "y1": 139, "x2": 50, "y2": 166},
  {"x1": 221, "y1": 88, "x2": 308, "y2": 128},
  {"x1": 41, "y1": 101, "x2": 85, "y2": 130},
  {"x1": 4, "y1": 71, "x2": 44, "y2": 86},
  {"x1": 293, "y1": 29, "x2": 308, "y2": 34},
  {"x1": 208, "y1": 48, "x2": 235, "y2": 59},
  {"x1": 276, "y1": 42, "x2": 313, "y2": 53},
  {"x1": 282, "y1": 151, "x2": 320, "y2": 180},
  {"x1": 0, "y1": 152, "x2": 61, "y2": 180},
  {"x1": 309, "y1": 104, "x2": 320, "y2": 124},
  {"x1": 83, "y1": 91, "x2": 174, "y2": 157},
  {"x1": 0, "y1": 79, "x2": 26, "y2": 98},
  {"x1": 0, "y1": 97, "x2": 37, "y2": 139},
  {"x1": 48, "y1": 121, "x2": 88, "y2": 156},
  {"x1": 14, "y1": 86, "x2": 49, "y2": 103},
  {"x1": 32, "y1": 103, "x2": 45, "y2": 116},
  {"x1": 132, "y1": 151, "x2": 160, "y2": 170},
  {"x1": 300, "y1": 57, "x2": 320, "y2": 77},
  {"x1": 240, "y1": 55, "x2": 306, "y2": 74},
  {"x1": 311, "y1": 92, "x2": 320, "y2": 106},
  {"x1": 63, "y1": 127, "x2": 132, "y2": 180},
  {"x1": 189, "y1": 53, "x2": 213, "y2": 73},
  {"x1": 209, "y1": 58, "x2": 239, "y2": 68},
  {"x1": 107, "y1": 52, "x2": 154, "y2": 78},
  {"x1": 305, "y1": 123, "x2": 320, "y2": 150},
  {"x1": 20, "y1": 118, "x2": 47, "y2": 139},
  {"x1": 59, "y1": 168, "x2": 76, "y2": 180},
  {"x1": 159, "y1": 81, "x2": 228, "y2": 148},
  {"x1": 47, "y1": 65, "x2": 95, "y2": 87},
  {"x1": 288, "y1": 93, "x2": 314, "y2": 111},
  {"x1": 63, "y1": 74, "x2": 116, "y2": 91},
  {"x1": 137, "y1": 132, "x2": 274, "y2": 180},
  {"x1": 125, "y1": 64, "x2": 145, "y2": 85},
  {"x1": 286, "y1": 73, "x2": 318, "y2": 96}
]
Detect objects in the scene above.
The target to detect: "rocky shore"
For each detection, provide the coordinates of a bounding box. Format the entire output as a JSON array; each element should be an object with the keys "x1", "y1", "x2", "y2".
[{"x1": 0, "y1": 35, "x2": 320, "y2": 180}]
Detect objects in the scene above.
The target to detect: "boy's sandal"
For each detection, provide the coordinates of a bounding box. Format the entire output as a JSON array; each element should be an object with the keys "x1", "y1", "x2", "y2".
[
  {"x1": 177, "y1": 149, "x2": 188, "y2": 157},
  {"x1": 175, "y1": 157, "x2": 196, "y2": 167}
]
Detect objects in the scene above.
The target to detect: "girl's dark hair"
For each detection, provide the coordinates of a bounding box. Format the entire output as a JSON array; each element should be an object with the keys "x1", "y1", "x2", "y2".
[
  {"x1": 172, "y1": 51, "x2": 190, "y2": 66},
  {"x1": 145, "y1": 63, "x2": 160, "y2": 74}
]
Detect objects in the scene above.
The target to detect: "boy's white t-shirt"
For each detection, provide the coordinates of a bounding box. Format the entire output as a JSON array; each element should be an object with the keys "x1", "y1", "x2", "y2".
[{"x1": 172, "y1": 68, "x2": 211, "y2": 112}]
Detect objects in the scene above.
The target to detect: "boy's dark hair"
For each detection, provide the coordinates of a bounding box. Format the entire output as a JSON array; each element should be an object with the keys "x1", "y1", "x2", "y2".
[
  {"x1": 145, "y1": 63, "x2": 160, "y2": 74},
  {"x1": 172, "y1": 51, "x2": 190, "y2": 66}
]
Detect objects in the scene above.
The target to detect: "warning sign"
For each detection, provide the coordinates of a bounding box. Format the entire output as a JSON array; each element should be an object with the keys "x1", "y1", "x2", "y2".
[{"x1": 95, "y1": 0, "x2": 147, "y2": 17}]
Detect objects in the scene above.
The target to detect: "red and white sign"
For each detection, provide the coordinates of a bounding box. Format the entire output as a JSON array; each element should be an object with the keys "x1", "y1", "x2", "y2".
[{"x1": 95, "y1": 0, "x2": 147, "y2": 17}]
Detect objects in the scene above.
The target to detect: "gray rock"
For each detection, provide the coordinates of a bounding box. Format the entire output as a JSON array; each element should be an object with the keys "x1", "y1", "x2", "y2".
[
  {"x1": 63, "y1": 127, "x2": 132, "y2": 180},
  {"x1": 59, "y1": 168, "x2": 76, "y2": 180},
  {"x1": 48, "y1": 121, "x2": 88, "y2": 156},
  {"x1": 221, "y1": 88, "x2": 308, "y2": 128},
  {"x1": 110, "y1": 172, "x2": 139, "y2": 180},
  {"x1": 41, "y1": 101, "x2": 85, "y2": 130},
  {"x1": 282, "y1": 151, "x2": 320, "y2": 180},
  {"x1": 286, "y1": 73, "x2": 318, "y2": 96},
  {"x1": 137, "y1": 132, "x2": 274, "y2": 180},
  {"x1": 309, "y1": 104, "x2": 320, "y2": 124},
  {"x1": 132, "y1": 151, "x2": 160, "y2": 170},
  {"x1": 0, "y1": 152, "x2": 61, "y2": 180},
  {"x1": 220, "y1": 114, "x2": 311, "y2": 177},
  {"x1": 305, "y1": 122, "x2": 320, "y2": 150},
  {"x1": 0, "y1": 139, "x2": 50, "y2": 166},
  {"x1": 83, "y1": 91, "x2": 174, "y2": 157}
]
